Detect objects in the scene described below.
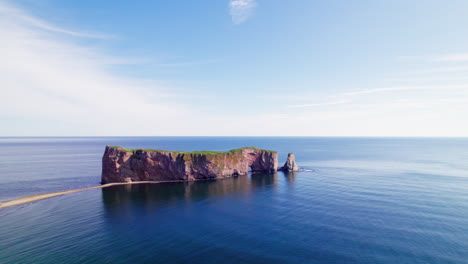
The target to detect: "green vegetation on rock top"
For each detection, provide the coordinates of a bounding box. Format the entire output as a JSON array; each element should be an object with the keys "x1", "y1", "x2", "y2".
[{"x1": 108, "y1": 146, "x2": 276, "y2": 155}]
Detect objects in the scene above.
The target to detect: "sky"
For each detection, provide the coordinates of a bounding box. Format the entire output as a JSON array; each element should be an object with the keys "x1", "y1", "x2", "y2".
[{"x1": 1, "y1": 0, "x2": 468, "y2": 136}]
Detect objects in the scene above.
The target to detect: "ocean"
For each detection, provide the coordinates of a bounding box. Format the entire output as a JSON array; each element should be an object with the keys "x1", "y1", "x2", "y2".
[{"x1": 1, "y1": 137, "x2": 468, "y2": 263}]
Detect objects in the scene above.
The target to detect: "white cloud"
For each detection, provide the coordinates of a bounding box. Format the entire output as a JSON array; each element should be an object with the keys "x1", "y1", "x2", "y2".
[
  {"x1": 433, "y1": 53, "x2": 468, "y2": 62},
  {"x1": 287, "y1": 100, "x2": 351, "y2": 108},
  {"x1": 339, "y1": 86, "x2": 426, "y2": 96},
  {"x1": 398, "y1": 53, "x2": 468, "y2": 63},
  {"x1": 339, "y1": 84, "x2": 468, "y2": 96},
  {"x1": 0, "y1": 1, "x2": 198, "y2": 136},
  {"x1": 0, "y1": 3, "x2": 108, "y2": 38},
  {"x1": 229, "y1": 0, "x2": 257, "y2": 24}
]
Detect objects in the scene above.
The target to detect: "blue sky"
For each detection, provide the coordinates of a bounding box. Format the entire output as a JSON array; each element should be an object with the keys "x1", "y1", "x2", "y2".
[{"x1": 1, "y1": 0, "x2": 468, "y2": 136}]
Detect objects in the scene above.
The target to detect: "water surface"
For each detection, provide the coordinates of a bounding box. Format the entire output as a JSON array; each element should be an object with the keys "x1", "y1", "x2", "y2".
[{"x1": 1, "y1": 137, "x2": 468, "y2": 263}]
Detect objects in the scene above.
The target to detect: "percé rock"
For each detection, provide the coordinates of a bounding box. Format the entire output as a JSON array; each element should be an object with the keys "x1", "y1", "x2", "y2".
[
  {"x1": 101, "y1": 146, "x2": 279, "y2": 184},
  {"x1": 278, "y1": 153, "x2": 299, "y2": 172}
]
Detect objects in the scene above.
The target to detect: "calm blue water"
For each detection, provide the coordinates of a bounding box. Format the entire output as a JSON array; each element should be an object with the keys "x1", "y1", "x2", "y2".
[{"x1": 1, "y1": 137, "x2": 468, "y2": 263}]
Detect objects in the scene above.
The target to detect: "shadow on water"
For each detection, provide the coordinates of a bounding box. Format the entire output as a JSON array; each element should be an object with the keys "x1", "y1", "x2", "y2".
[{"x1": 101, "y1": 172, "x2": 285, "y2": 217}]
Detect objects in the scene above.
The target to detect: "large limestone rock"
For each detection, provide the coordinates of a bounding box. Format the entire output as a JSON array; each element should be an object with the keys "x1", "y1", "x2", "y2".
[
  {"x1": 101, "y1": 146, "x2": 279, "y2": 184},
  {"x1": 278, "y1": 153, "x2": 299, "y2": 172}
]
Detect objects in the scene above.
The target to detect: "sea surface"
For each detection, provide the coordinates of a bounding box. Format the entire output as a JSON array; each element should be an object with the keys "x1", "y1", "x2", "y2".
[{"x1": 1, "y1": 137, "x2": 468, "y2": 263}]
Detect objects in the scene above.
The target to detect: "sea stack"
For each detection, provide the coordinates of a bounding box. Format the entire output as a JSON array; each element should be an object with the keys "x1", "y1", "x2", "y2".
[{"x1": 278, "y1": 153, "x2": 299, "y2": 172}]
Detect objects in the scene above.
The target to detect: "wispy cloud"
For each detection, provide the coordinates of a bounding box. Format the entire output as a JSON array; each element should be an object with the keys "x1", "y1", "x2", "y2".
[
  {"x1": 340, "y1": 84, "x2": 468, "y2": 96},
  {"x1": 339, "y1": 86, "x2": 425, "y2": 96},
  {"x1": 229, "y1": 0, "x2": 257, "y2": 24},
  {"x1": 397, "y1": 53, "x2": 468, "y2": 63},
  {"x1": 288, "y1": 99, "x2": 351, "y2": 108},
  {"x1": 433, "y1": 53, "x2": 468, "y2": 62},
  {"x1": 0, "y1": 3, "x2": 109, "y2": 38},
  {"x1": 0, "y1": 1, "x2": 199, "y2": 136},
  {"x1": 152, "y1": 59, "x2": 217, "y2": 67},
  {"x1": 392, "y1": 66, "x2": 468, "y2": 76}
]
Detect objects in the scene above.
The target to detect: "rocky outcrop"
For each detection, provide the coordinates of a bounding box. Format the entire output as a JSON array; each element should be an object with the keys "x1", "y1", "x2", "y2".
[
  {"x1": 278, "y1": 153, "x2": 299, "y2": 172},
  {"x1": 101, "y1": 146, "x2": 279, "y2": 184}
]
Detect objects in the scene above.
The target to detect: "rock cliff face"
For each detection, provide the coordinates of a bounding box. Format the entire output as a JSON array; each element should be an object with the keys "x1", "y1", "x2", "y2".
[
  {"x1": 101, "y1": 146, "x2": 279, "y2": 184},
  {"x1": 278, "y1": 153, "x2": 299, "y2": 171}
]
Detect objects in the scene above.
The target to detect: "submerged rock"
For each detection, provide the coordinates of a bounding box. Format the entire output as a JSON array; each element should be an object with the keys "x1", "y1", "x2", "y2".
[
  {"x1": 278, "y1": 153, "x2": 299, "y2": 172},
  {"x1": 101, "y1": 146, "x2": 279, "y2": 184}
]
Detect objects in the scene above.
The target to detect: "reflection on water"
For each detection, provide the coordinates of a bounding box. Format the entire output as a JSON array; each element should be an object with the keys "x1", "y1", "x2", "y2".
[
  {"x1": 102, "y1": 173, "x2": 283, "y2": 216},
  {"x1": 282, "y1": 171, "x2": 298, "y2": 184}
]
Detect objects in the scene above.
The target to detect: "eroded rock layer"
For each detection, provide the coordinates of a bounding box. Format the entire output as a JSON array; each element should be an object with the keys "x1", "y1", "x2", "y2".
[
  {"x1": 101, "y1": 146, "x2": 278, "y2": 184},
  {"x1": 278, "y1": 153, "x2": 299, "y2": 172}
]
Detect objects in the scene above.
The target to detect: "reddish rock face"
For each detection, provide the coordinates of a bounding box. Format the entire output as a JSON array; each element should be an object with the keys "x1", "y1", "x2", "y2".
[{"x1": 101, "y1": 146, "x2": 278, "y2": 184}]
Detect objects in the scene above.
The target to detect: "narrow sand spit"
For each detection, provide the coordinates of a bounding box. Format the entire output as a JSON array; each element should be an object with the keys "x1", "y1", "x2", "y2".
[{"x1": 0, "y1": 180, "x2": 185, "y2": 209}]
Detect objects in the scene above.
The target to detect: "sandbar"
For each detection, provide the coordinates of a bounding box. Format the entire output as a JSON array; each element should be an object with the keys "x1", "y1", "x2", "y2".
[{"x1": 0, "y1": 180, "x2": 185, "y2": 209}]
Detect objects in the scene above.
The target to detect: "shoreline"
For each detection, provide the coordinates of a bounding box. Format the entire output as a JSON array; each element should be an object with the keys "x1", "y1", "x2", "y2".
[{"x1": 0, "y1": 180, "x2": 187, "y2": 209}]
